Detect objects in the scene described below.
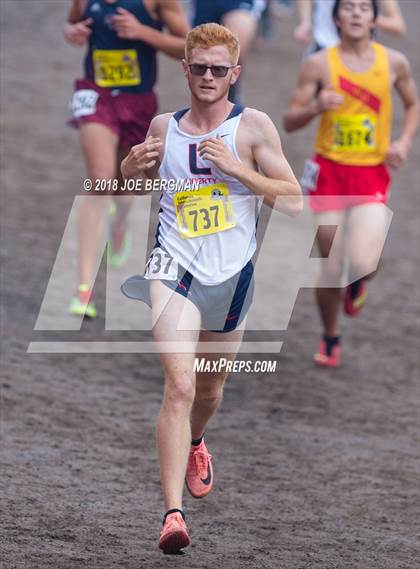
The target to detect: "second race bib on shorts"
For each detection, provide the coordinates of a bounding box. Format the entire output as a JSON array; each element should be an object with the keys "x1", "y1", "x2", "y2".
[
  {"x1": 332, "y1": 114, "x2": 377, "y2": 152},
  {"x1": 70, "y1": 89, "x2": 99, "y2": 118},
  {"x1": 300, "y1": 159, "x2": 320, "y2": 192},
  {"x1": 174, "y1": 183, "x2": 236, "y2": 239},
  {"x1": 144, "y1": 247, "x2": 178, "y2": 280},
  {"x1": 93, "y1": 49, "x2": 141, "y2": 87}
]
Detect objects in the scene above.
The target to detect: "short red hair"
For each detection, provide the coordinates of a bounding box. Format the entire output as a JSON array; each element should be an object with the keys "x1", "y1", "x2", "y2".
[{"x1": 185, "y1": 23, "x2": 240, "y2": 65}]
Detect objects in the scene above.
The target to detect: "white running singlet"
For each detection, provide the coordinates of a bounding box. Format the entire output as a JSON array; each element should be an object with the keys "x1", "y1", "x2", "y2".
[
  {"x1": 157, "y1": 105, "x2": 259, "y2": 285},
  {"x1": 313, "y1": 0, "x2": 339, "y2": 49}
]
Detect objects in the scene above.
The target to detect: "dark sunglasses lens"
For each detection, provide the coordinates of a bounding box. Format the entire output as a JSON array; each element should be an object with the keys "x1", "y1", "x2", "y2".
[
  {"x1": 211, "y1": 66, "x2": 229, "y2": 77},
  {"x1": 189, "y1": 64, "x2": 231, "y2": 77},
  {"x1": 190, "y1": 64, "x2": 207, "y2": 76}
]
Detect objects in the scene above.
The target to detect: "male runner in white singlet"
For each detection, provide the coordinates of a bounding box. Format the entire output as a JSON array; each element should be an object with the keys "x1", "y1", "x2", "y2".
[{"x1": 121, "y1": 23, "x2": 302, "y2": 553}]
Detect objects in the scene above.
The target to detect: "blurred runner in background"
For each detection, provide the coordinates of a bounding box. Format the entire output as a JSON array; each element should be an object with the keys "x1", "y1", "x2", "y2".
[
  {"x1": 294, "y1": 0, "x2": 406, "y2": 53},
  {"x1": 284, "y1": 0, "x2": 419, "y2": 367},
  {"x1": 65, "y1": 0, "x2": 189, "y2": 318},
  {"x1": 258, "y1": 0, "x2": 294, "y2": 41},
  {"x1": 192, "y1": 0, "x2": 267, "y2": 103}
]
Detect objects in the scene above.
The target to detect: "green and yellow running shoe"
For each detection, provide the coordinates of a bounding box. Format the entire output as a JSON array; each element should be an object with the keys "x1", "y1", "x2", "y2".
[{"x1": 69, "y1": 284, "x2": 97, "y2": 318}]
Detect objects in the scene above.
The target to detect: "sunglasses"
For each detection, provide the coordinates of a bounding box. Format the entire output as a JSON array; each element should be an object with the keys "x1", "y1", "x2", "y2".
[{"x1": 188, "y1": 63, "x2": 236, "y2": 78}]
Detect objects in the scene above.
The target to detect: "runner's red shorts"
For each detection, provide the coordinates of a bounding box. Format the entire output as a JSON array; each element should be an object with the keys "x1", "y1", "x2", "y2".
[
  {"x1": 306, "y1": 154, "x2": 391, "y2": 212},
  {"x1": 68, "y1": 79, "x2": 157, "y2": 150}
]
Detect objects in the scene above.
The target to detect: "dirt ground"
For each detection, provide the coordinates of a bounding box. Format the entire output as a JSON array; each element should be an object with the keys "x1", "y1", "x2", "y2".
[{"x1": 1, "y1": 1, "x2": 419, "y2": 568}]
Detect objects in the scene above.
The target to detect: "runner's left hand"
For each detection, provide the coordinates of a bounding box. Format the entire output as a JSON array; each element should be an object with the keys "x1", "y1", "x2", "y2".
[
  {"x1": 113, "y1": 7, "x2": 145, "y2": 40},
  {"x1": 198, "y1": 136, "x2": 239, "y2": 177},
  {"x1": 386, "y1": 139, "x2": 408, "y2": 169}
]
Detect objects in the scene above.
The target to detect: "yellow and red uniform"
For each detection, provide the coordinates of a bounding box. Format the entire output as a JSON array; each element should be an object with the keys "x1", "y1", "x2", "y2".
[{"x1": 307, "y1": 42, "x2": 392, "y2": 211}]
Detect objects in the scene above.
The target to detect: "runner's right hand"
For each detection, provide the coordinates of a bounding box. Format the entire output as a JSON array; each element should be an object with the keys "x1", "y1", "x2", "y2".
[
  {"x1": 64, "y1": 18, "x2": 93, "y2": 47},
  {"x1": 121, "y1": 137, "x2": 163, "y2": 179},
  {"x1": 293, "y1": 22, "x2": 312, "y2": 44},
  {"x1": 386, "y1": 139, "x2": 409, "y2": 169},
  {"x1": 316, "y1": 84, "x2": 345, "y2": 113}
]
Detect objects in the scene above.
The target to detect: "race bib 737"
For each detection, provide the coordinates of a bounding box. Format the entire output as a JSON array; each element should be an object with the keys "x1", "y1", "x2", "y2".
[{"x1": 174, "y1": 183, "x2": 235, "y2": 239}]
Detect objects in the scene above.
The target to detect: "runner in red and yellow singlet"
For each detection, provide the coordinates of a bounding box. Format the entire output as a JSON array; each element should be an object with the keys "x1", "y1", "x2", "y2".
[{"x1": 284, "y1": 0, "x2": 419, "y2": 367}]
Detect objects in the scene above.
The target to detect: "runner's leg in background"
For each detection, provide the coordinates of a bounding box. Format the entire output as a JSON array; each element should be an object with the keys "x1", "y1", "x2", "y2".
[{"x1": 78, "y1": 122, "x2": 118, "y2": 287}]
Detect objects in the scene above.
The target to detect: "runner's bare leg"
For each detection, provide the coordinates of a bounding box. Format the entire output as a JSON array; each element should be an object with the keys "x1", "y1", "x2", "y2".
[
  {"x1": 222, "y1": 9, "x2": 258, "y2": 101},
  {"x1": 78, "y1": 122, "x2": 118, "y2": 285},
  {"x1": 222, "y1": 10, "x2": 258, "y2": 61},
  {"x1": 346, "y1": 203, "x2": 389, "y2": 282},
  {"x1": 111, "y1": 148, "x2": 135, "y2": 229},
  {"x1": 190, "y1": 325, "x2": 245, "y2": 440},
  {"x1": 314, "y1": 211, "x2": 346, "y2": 336},
  {"x1": 150, "y1": 280, "x2": 201, "y2": 511}
]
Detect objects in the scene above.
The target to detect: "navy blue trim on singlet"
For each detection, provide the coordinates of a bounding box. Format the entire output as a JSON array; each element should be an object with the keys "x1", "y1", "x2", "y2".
[
  {"x1": 173, "y1": 105, "x2": 244, "y2": 125},
  {"x1": 222, "y1": 259, "x2": 254, "y2": 332},
  {"x1": 226, "y1": 104, "x2": 244, "y2": 120},
  {"x1": 154, "y1": 194, "x2": 163, "y2": 246},
  {"x1": 173, "y1": 108, "x2": 189, "y2": 123}
]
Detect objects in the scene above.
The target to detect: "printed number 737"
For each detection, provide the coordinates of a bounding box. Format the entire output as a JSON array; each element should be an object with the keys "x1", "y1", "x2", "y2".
[{"x1": 189, "y1": 206, "x2": 219, "y2": 231}]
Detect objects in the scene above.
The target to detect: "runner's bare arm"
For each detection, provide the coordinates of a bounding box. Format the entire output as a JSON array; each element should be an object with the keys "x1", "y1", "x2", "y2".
[
  {"x1": 68, "y1": 0, "x2": 88, "y2": 23},
  {"x1": 386, "y1": 51, "x2": 420, "y2": 169},
  {"x1": 113, "y1": 1, "x2": 189, "y2": 59},
  {"x1": 283, "y1": 56, "x2": 321, "y2": 132},
  {"x1": 283, "y1": 52, "x2": 343, "y2": 132},
  {"x1": 158, "y1": 0, "x2": 190, "y2": 38},
  {"x1": 199, "y1": 111, "x2": 303, "y2": 216},
  {"x1": 294, "y1": 0, "x2": 313, "y2": 44},
  {"x1": 120, "y1": 114, "x2": 171, "y2": 183},
  {"x1": 65, "y1": 0, "x2": 92, "y2": 46},
  {"x1": 377, "y1": 0, "x2": 406, "y2": 37}
]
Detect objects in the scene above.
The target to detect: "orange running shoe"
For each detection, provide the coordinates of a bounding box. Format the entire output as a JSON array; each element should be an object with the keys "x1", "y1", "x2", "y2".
[
  {"x1": 314, "y1": 337, "x2": 341, "y2": 368},
  {"x1": 344, "y1": 279, "x2": 367, "y2": 317},
  {"x1": 185, "y1": 440, "x2": 213, "y2": 499},
  {"x1": 158, "y1": 510, "x2": 190, "y2": 554}
]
